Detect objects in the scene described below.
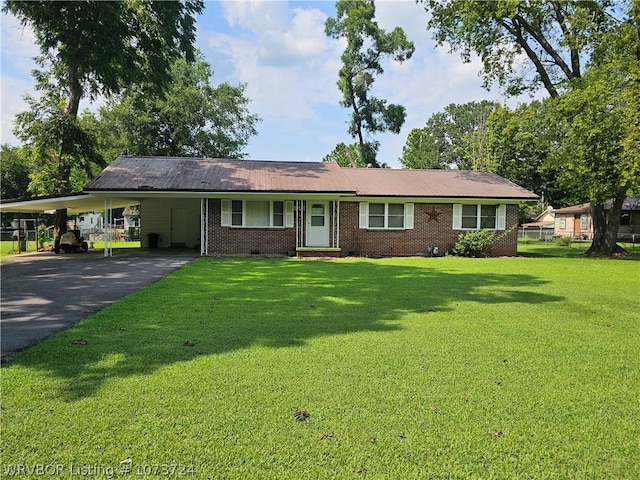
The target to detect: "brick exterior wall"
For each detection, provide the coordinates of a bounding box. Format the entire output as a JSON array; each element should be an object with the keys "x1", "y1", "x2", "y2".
[
  {"x1": 338, "y1": 202, "x2": 519, "y2": 257},
  {"x1": 206, "y1": 199, "x2": 520, "y2": 257},
  {"x1": 207, "y1": 199, "x2": 296, "y2": 255}
]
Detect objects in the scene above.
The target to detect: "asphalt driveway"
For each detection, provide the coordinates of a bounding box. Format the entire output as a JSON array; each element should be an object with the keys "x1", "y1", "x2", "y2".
[{"x1": 1, "y1": 250, "x2": 197, "y2": 356}]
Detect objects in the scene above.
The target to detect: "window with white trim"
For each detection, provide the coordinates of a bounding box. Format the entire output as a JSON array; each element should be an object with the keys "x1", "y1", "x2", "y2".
[
  {"x1": 359, "y1": 202, "x2": 414, "y2": 229},
  {"x1": 453, "y1": 204, "x2": 506, "y2": 230},
  {"x1": 222, "y1": 200, "x2": 292, "y2": 227}
]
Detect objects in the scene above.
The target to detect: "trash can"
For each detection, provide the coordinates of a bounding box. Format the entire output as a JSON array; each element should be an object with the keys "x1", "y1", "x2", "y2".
[{"x1": 147, "y1": 233, "x2": 160, "y2": 249}]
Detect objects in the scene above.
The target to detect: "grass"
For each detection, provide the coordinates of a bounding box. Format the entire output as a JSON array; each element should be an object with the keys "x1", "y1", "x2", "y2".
[
  {"x1": 90, "y1": 240, "x2": 141, "y2": 250},
  {"x1": 0, "y1": 239, "x2": 38, "y2": 255},
  {"x1": 2, "y1": 254, "x2": 639, "y2": 479},
  {"x1": 0, "y1": 240, "x2": 141, "y2": 257},
  {"x1": 518, "y1": 239, "x2": 639, "y2": 258}
]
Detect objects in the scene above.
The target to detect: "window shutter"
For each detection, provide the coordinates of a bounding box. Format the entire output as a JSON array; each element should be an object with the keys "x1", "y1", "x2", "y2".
[
  {"x1": 221, "y1": 199, "x2": 231, "y2": 226},
  {"x1": 496, "y1": 204, "x2": 507, "y2": 230},
  {"x1": 359, "y1": 202, "x2": 369, "y2": 229},
  {"x1": 452, "y1": 204, "x2": 462, "y2": 230},
  {"x1": 285, "y1": 201, "x2": 294, "y2": 228},
  {"x1": 405, "y1": 203, "x2": 414, "y2": 229}
]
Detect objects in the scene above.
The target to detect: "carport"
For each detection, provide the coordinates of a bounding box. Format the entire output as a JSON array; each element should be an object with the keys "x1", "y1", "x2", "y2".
[{"x1": 0, "y1": 192, "x2": 139, "y2": 257}]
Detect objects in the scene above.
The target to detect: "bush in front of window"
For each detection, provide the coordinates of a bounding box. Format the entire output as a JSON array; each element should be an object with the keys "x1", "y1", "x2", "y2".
[
  {"x1": 451, "y1": 230, "x2": 496, "y2": 258},
  {"x1": 555, "y1": 235, "x2": 572, "y2": 247}
]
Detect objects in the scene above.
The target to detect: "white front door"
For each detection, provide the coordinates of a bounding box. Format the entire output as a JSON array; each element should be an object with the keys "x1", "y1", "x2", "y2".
[{"x1": 306, "y1": 201, "x2": 329, "y2": 247}]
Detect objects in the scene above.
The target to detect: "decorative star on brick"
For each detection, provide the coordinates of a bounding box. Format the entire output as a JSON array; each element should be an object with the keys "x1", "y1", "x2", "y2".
[{"x1": 426, "y1": 208, "x2": 442, "y2": 222}]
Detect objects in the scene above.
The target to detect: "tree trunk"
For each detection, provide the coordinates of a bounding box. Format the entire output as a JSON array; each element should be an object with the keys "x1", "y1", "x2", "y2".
[
  {"x1": 54, "y1": 59, "x2": 83, "y2": 253},
  {"x1": 53, "y1": 209, "x2": 68, "y2": 254},
  {"x1": 586, "y1": 191, "x2": 627, "y2": 256}
]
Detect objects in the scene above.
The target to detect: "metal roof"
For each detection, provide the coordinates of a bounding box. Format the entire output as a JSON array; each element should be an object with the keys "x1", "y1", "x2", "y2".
[
  {"x1": 85, "y1": 157, "x2": 356, "y2": 193},
  {"x1": 339, "y1": 167, "x2": 538, "y2": 199},
  {"x1": 1, "y1": 158, "x2": 539, "y2": 214},
  {"x1": 85, "y1": 157, "x2": 538, "y2": 200}
]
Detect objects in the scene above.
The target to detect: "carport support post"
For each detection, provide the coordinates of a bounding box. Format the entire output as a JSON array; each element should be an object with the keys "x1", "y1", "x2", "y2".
[
  {"x1": 104, "y1": 198, "x2": 113, "y2": 257},
  {"x1": 200, "y1": 198, "x2": 208, "y2": 256}
]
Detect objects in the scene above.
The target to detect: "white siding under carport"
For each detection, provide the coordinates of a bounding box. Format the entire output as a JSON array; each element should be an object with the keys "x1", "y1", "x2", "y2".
[{"x1": 140, "y1": 198, "x2": 201, "y2": 248}]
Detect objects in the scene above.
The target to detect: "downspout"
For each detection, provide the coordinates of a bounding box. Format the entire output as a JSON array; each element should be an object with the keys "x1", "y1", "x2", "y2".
[{"x1": 200, "y1": 198, "x2": 207, "y2": 256}]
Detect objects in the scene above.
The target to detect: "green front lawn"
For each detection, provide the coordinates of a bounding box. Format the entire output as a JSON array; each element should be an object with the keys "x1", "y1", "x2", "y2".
[{"x1": 2, "y1": 255, "x2": 639, "y2": 478}]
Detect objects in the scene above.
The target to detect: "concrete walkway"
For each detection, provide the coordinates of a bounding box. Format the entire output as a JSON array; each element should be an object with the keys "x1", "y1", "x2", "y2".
[{"x1": 1, "y1": 250, "x2": 197, "y2": 356}]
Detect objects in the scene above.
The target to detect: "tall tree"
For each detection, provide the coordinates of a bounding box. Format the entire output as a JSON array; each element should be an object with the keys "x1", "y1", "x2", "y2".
[
  {"x1": 325, "y1": 0, "x2": 414, "y2": 167},
  {"x1": 97, "y1": 54, "x2": 260, "y2": 159},
  {"x1": 557, "y1": 5, "x2": 640, "y2": 256},
  {"x1": 4, "y1": 0, "x2": 203, "y2": 249},
  {"x1": 399, "y1": 101, "x2": 499, "y2": 170},
  {"x1": 422, "y1": 0, "x2": 635, "y2": 256}
]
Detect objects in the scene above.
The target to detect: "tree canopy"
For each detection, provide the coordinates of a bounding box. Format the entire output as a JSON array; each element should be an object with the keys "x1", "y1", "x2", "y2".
[
  {"x1": 326, "y1": 0, "x2": 414, "y2": 167},
  {"x1": 399, "y1": 101, "x2": 499, "y2": 170},
  {"x1": 97, "y1": 55, "x2": 260, "y2": 159},
  {"x1": 323, "y1": 142, "x2": 366, "y2": 168},
  {"x1": 4, "y1": 0, "x2": 203, "y2": 117},
  {"x1": 13, "y1": 84, "x2": 105, "y2": 196},
  {"x1": 0, "y1": 144, "x2": 30, "y2": 200},
  {"x1": 422, "y1": 0, "x2": 613, "y2": 97}
]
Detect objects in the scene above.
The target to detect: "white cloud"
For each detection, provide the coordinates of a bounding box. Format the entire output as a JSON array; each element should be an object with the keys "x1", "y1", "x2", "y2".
[
  {"x1": 220, "y1": 1, "x2": 329, "y2": 67},
  {"x1": 1, "y1": 13, "x2": 39, "y2": 66},
  {"x1": 204, "y1": 1, "x2": 342, "y2": 124},
  {"x1": 1, "y1": 13, "x2": 39, "y2": 145},
  {"x1": 1, "y1": 76, "x2": 35, "y2": 146}
]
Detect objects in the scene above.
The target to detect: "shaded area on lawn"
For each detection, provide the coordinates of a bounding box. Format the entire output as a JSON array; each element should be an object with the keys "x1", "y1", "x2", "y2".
[{"x1": 6, "y1": 258, "x2": 562, "y2": 399}]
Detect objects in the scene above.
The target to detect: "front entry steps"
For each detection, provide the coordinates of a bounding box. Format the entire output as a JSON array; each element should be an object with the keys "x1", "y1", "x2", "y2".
[{"x1": 296, "y1": 247, "x2": 341, "y2": 258}]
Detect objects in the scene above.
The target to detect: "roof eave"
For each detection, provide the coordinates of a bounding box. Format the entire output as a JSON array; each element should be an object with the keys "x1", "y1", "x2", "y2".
[
  {"x1": 347, "y1": 195, "x2": 538, "y2": 202},
  {"x1": 85, "y1": 189, "x2": 358, "y2": 198}
]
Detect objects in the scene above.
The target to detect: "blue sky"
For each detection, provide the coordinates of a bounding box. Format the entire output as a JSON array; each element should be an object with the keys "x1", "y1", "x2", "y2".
[{"x1": 1, "y1": 1, "x2": 539, "y2": 168}]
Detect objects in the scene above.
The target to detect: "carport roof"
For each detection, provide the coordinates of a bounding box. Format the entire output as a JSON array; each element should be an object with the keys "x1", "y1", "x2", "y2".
[{"x1": 0, "y1": 192, "x2": 137, "y2": 214}]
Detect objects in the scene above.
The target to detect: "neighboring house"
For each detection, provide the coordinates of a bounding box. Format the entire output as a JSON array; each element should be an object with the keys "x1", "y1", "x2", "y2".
[
  {"x1": 72, "y1": 212, "x2": 103, "y2": 233},
  {"x1": 553, "y1": 198, "x2": 640, "y2": 241},
  {"x1": 123, "y1": 206, "x2": 140, "y2": 229},
  {"x1": 78, "y1": 157, "x2": 538, "y2": 257},
  {"x1": 520, "y1": 206, "x2": 555, "y2": 240}
]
